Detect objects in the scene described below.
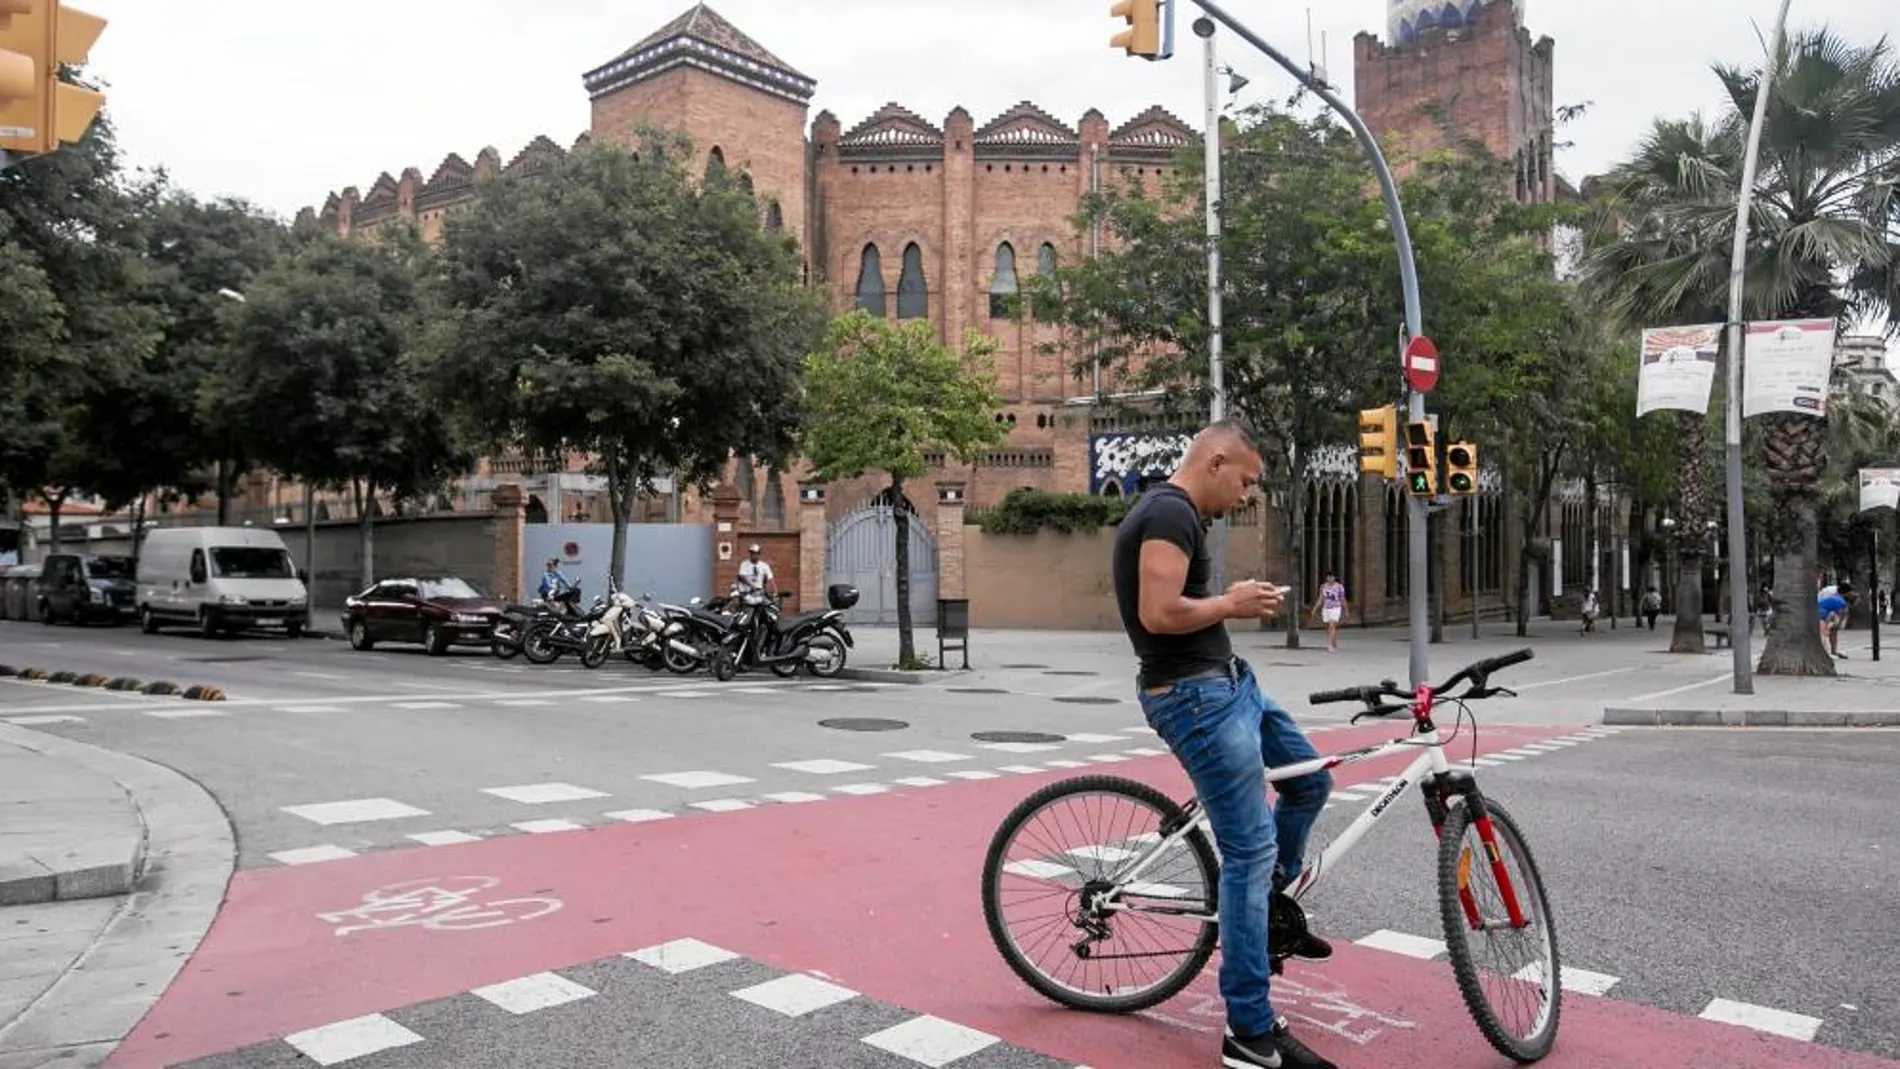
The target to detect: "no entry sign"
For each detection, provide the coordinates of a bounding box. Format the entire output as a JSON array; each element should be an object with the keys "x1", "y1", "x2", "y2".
[{"x1": 1404, "y1": 335, "x2": 1439, "y2": 393}]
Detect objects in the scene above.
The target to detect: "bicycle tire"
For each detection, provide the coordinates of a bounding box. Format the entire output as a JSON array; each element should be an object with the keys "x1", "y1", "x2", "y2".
[
  {"x1": 980, "y1": 774, "x2": 1219, "y2": 1014},
  {"x1": 1435, "y1": 796, "x2": 1562, "y2": 1063}
]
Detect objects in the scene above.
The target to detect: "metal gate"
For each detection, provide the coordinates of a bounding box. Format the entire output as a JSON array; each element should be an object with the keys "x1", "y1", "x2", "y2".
[{"x1": 826, "y1": 505, "x2": 937, "y2": 626}]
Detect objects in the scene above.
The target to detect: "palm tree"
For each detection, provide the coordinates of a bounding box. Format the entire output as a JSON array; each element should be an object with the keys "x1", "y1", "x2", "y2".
[{"x1": 1580, "y1": 28, "x2": 1900, "y2": 676}]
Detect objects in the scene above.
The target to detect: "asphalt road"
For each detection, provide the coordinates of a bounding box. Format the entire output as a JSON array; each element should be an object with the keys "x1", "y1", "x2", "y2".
[{"x1": 2, "y1": 619, "x2": 1896, "y2": 1067}]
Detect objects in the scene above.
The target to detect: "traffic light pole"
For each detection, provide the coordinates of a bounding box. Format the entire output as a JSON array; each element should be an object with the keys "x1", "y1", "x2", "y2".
[
  {"x1": 1180, "y1": 0, "x2": 1431, "y2": 687},
  {"x1": 1197, "y1": 16, "x2": 1228, "y2": 594}
]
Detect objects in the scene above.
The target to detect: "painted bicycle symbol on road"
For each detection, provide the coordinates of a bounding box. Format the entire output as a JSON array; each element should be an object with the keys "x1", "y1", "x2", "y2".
[{"x1": 317, "y1": 875, "x2": 564, "y2": 937}]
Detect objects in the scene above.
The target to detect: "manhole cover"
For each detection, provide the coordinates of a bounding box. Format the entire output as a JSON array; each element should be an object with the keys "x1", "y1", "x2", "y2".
[
  {"x1": 948, "y1": 687, "x2": 1009, "y2": 694},
  {"x1": 1000, "y1": 663, "x2": 1050, "y2": 669},
  {"x1": 1042, "y1": 670, "x2": 1098, "y2": 676},
  {"x1": 182, "y1": 656, "x2": 269, "y2": 664},
  {"x1": 1054, "y1": 696, "x2": 1122, "y2": 705},
  {"x1": 818, "y1": 717, "x2": 909, "y2": 732},
  {"x1": 971, "y1": 731, "x2": 1066, "y2": 744}
]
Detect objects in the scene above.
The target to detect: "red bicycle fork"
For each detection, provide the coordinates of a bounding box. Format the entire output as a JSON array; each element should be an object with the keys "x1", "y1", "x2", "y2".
[{"x1": 1416, "y1": 684, "x2": 1531, "y2": 933}]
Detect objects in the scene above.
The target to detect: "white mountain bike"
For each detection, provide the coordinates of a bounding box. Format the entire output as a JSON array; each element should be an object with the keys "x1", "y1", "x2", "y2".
[{"x1": 979, "y1": 648, "x2": 1561, "y2": 1063}]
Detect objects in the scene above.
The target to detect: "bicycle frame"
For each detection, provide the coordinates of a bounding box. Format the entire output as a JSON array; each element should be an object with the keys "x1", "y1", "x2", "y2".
[{"x1": 1097, "y1": 687, "x2": 1530, "y2": 933}]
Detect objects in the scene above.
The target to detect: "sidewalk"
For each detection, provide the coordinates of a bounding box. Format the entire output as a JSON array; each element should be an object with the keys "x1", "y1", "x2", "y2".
[{"x1": 0, "y1": 724, "x2": 234, "y2": 1068}]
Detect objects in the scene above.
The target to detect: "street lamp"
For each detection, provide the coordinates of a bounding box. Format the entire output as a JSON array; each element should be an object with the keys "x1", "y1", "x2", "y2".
[{"x1": 1194, "y1": 15, "x2": 1245, "y2": 591}]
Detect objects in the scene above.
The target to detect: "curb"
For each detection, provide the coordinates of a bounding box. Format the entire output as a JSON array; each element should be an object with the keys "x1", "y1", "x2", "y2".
[
  {"x1": 1603, "y1": 707, "x2": 1900, "y2": 728},
  {"x1": 0, "y1": 664, "x2": 225, "y2": 701},
  {"x1": 838, "y1": 666, "x2": 928, "y2": 685},
  {"x1": 0, "y1": 723, "x2": 235, "y2": 1061}
]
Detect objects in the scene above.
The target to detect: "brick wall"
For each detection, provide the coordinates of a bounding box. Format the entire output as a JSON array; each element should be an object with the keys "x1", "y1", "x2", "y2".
[{"x1": 713, "y1": 533, "x2": 803, "y2": 613}]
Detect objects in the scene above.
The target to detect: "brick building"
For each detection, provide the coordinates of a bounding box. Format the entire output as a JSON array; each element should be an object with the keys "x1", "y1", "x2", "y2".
[{"x1": 267, "y1": 0, "x2": 1609, "y2": 624}]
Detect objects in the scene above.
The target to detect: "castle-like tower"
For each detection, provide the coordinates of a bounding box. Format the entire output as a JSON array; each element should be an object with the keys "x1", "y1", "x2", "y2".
[{"x1": 1355, "y1": 0, "x2": 1563, "y2": 203}]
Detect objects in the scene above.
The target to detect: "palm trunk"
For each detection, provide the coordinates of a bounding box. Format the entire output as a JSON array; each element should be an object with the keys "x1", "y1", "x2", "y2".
[
  {"x1": 892, "y1": 474, "x2": 914, "y2": 665},
  {"x1": 1757, "y1": 415, "x2": 1835, "y2": 675},
  {"x1": 1669, "y1": 411, "x2": 1709, "y2": 653}
]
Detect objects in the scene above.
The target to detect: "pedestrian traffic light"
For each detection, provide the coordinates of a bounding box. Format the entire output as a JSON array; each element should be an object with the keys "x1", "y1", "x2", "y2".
[
  {"x1": 1446, "y1": 441, "x2": 1478, "y2": 495},
  {"x1": 1109, "y1": 0, "x2": 1174, "y2": 60},
  {"x1": 1357, "y1": 404, "x2": 1398, "y2": 480},
  {"x1": 0, "y1": 0, "x2": 106, "y2": 159},
  {"x1": 1405, "y1": 418, "x2": 1437, "y2": 497}
]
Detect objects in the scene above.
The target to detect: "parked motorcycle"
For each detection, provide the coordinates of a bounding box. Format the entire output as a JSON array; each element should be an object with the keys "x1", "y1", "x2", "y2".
[
  {"x1": 522, "y1": 593, "x2": 607, "y2": 664},
  {"x1": 491, "y1": 585, "x2": 584, "y2": 659},
  {"x1": 580, "y1": 582, "x2": 668, "y2": 670},
  {"x1": 650, "y1": 593, "x2": 742, "y2": 674},
  {"x1": 713, "y1": 583, "x2": 856, "y2": 682}
]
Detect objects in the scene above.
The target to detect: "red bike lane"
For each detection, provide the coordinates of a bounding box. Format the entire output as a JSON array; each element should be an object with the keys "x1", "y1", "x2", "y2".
[{"x1": 111, "y1": 724, "x2": 1893, "y2": 1069}]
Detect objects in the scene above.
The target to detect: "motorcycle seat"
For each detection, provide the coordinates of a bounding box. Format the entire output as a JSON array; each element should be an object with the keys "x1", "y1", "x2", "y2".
[{"x1": 775, "y1": 611, "x2": 831, "y2": 633}]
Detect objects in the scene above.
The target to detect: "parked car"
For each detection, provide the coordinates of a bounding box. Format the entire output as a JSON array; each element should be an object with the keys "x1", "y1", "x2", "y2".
[
  {"x1": 341, "y1": 576, "x2": 505, "y2": 655},
  {"x1": 34, "y1": 553, "x2": 137, "y2": 624},
  {"x1": 137, "y1": 526, "x2": 309, "y2": 637}
]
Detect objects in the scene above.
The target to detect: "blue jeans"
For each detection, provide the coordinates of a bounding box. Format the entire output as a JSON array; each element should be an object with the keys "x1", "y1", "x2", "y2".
[{"x1": 1137, "y1": 656, "x2": 1332, "y2": 1037}]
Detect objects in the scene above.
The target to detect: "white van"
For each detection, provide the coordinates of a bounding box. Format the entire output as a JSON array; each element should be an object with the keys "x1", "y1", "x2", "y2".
[{"x1": 136, "y1": 526, "x2": 310, "y2": 638}]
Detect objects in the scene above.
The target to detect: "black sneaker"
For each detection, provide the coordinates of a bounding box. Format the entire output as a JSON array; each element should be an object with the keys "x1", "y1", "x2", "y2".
[
  {"x1": 1222, "y1": 1019, "x2": 1338, "y2": 1068},
  {"x1": 1269, "y1": 892, "x2": 1333, "y2": 961}
]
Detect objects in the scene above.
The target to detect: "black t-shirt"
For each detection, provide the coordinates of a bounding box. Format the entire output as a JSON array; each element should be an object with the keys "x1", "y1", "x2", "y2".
[{"x1": 1111, "y1": 483, "x2": 1233, "y2": 685}]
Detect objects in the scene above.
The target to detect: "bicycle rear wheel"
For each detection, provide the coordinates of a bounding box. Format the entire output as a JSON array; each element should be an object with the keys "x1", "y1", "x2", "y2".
[
  {"x1": 980, "y1": 775, "x2": 1219, "y2": 1014},
  {"x1": 1435, "y1": 795, "x2": 1562, "y2": 1062}
]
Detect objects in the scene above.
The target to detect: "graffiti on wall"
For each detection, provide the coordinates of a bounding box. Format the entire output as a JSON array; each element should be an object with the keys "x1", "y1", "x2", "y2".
[{"x1": 1090, "y1": 432, "x2": 1192, "y2": 496}]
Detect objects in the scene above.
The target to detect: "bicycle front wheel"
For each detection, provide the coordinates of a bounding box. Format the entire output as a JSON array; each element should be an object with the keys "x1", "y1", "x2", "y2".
[
  {"x1": 1436, "y1": 795, "x2": 1562, "y2": 1062},
  {"x1": 980, "y1": 775, "x2": 1219, "y2": 1014}
]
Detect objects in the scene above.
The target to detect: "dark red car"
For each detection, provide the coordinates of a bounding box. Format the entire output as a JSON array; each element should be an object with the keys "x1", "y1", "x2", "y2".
[{"x1": 341, "y1": 576, "x2": 504, "y2": 655}]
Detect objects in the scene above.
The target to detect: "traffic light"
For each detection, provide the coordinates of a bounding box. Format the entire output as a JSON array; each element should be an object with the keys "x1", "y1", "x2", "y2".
[
  {"x1": 0, "y1": 0, "x2": 106, "y2": 160},
  {"x1": 1446, "y1": 441, "x2": 1478, "y2": 495},
  {"x1": 1404, "y1": 417, "x2": 1437, "y2": 497},
  {"x1": 1357, "y1": 404, "x2": 1398, "y2": 480},
  {"x1": 1109, "y1": 0, "x2": 1174, "y2": 60}
]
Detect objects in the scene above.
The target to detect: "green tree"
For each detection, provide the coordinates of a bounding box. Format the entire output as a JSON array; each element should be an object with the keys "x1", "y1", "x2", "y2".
[
  {"x1": 207, "y1": 225, "x2": 468, "y2": 588},
  {"x1": 801, "y1": 310, "x2": 1009, "y2": 666},
  {"x1": 1582, "y1": 28, "x2": 1900, "y2": 675},
  {"x1": 424, "y1": 132, "x2": 824, "y2": 589},
  {"x1": 0, "y1": 112, "x2": 163, "y2": 545}
]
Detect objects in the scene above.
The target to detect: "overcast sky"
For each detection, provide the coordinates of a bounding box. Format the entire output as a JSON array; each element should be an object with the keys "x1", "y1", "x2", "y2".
[{"x1": 79, "y1": 0, "x2": 1895, "y2": 344}]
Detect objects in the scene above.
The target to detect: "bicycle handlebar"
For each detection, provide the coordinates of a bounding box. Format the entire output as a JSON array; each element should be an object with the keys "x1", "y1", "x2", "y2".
[{"x1": 1306, "y1": 647, "x2": 1535, "y2": 709}]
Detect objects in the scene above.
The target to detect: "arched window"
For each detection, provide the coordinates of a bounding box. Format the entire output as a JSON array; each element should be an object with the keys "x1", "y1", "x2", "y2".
[
  {"x1": 705, "y1": 146, "x2": 726, "y2": 183},
  {"x1": 764, "y1": 201, "x2": 783, "y2": 233},
  {"x1": 896, "y1": 242, "x2": 927, "y2": 320},
  {"x1": 1037, "y1": 242, "x2": 1057, "y2": 275},
  {"x1": 855, "y1": 244, "x2": 886, "y2": 316},
  {"x1": 989, "y1": 242, "x2": 1018, "y2": 319}
]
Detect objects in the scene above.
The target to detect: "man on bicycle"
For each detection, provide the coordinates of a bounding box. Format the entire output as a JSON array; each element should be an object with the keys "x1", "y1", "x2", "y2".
[{"x1": 1111, "y1": 420, "x2": 1338, "y2": 1069}]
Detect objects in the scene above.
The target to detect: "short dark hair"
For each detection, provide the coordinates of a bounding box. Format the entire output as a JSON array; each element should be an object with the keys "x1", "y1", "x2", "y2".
[{"x1": 1205, "y1": 418, "x2": 1263, "y2": 456}]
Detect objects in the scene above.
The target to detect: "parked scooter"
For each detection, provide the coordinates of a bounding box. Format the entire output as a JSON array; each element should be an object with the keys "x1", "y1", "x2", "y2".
[
  {"x1": 491, "y1": 585, "x2": 584, "y2": 659},
  {"x1": 522, "y1": 593, "x2": 607, "y2": 664},
  {"x1": 580, "y1": 582, "x2": 668, "y2": 670},
  {"x1": 712, "y1": 583, "x2": 856, "y2": 681},
  {"x1": 650, "y1": 593, "x2": 742, "y2": 674}
]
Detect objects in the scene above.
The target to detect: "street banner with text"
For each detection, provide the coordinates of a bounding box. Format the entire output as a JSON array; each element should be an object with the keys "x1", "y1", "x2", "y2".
[
  {"x1": 1743, "y1": 318, "x2": 1837, "y2": 418},
  {"x1": 1860, "y1": 469, "x2": 1900, "y2": 513},
  {"x1": 1636, "y1": 324, "x2": 1722, "y2": 417}
]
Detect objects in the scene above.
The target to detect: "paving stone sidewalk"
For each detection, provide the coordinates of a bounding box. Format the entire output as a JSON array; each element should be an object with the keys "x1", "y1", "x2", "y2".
[{"x1": 0, "y1": 741, "x2": 145, "y2": 907}]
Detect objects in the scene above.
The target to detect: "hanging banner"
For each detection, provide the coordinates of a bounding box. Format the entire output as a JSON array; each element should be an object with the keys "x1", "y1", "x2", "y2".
[
  {"x1": 1861, "y1": 469, "x2": 1900, "y2": 513},
  {"x1": 1743, "y1": 317, "x2": 1837, "y2": 418},
  {"x1": 1636, "y1": 324, "x2": 1721, "y2": 416}
]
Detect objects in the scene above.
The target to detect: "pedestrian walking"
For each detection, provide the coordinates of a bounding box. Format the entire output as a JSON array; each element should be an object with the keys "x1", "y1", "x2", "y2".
[{"x1": 1309, "y1": 573, "x2": 1350, "y2": 652}]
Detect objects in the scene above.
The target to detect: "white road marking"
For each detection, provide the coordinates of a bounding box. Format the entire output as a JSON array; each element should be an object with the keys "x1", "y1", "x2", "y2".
[
  {"x1": 1698, "y1": 997, "x2": 1823, "y2": 1041},
  {"x1": 893, "y1": 777, "x2": 947, "y2": 788},
  {"x1": 1515, "y1": 961, "x2": 1621, "y2": 996},
  {"x1": 1086, "y1": 754, "x2": 1131, "y2": 763},
  {"x1": 946, "y1": 770, "x2": 1001, "y2": 780},
  {"x1": 884, "y1": 750, "x2": 972, "y2": 763},
  {"x1": 0, "y1": 682, "x2": 713, "y2": 715},
  {"x1": 1626, "y1": 672, "x2": 1730, "y2": 704},
  {"x1": 291, "y1": 671, "x2": 350, "y2": 681},
  {"x1": 471, "y1": 972, "x2": 597, "y2": 1014},
  {"x1": 862, "y1": 1014, "x2": 1000, "y2": 1067},
  {"x1": 512, "y1": 818, "x2": 585, "y2": 834},
  {"x1": 997, "y1": 765, "x2": 1045, "y2": 774},
  {"x1": 976, "y1": 742, "x2": 1060, "y2": 753},
  {"x1": 284, "y1": 1013, "x2": 423, "y2": 1065},
  {"x1": 689, "y1": 798, "x2": 753, "y2": 812},
  {"x1": 1044, "y1": 759, "x2": 1087, "y2": 768},
  {"x1": 1, "y1": 714, "x2": 85, "y2": 725},
  {"x1": 391, "y1": 681, "x2": 473, "y2": 692},
  {"x1": 603, "y1": 808, "x2": 676, "y2": 822},
  {"x1": 833, "y1": 783, "x2": 890, "y2": 795},
  {"x1": 276, "y1": 705, "x2": 346, "y2": 714},
  {"x1": 1125, "y1": 746, "x2": 1168, "y2": 756},
  {"x1": 482, "y1": 782, "x2": 611, "y2": 805},
  {"x1": 642, "y1": 770, "x2": 756, "y2": 789},
  {"x1": 494, "y1": 699, "x2": 553, "y2": 707},
  {"x1": 761, "y1": 792, "x2": 826, "y2": 804},
  {"x1": 626, "y1": 938, "x2": 739, "y2": 974},
  {"x1": 1354, "y1": 929, "x2": 1447, "y2": 959},
  {"x1": 1069, "y1": 845, "x2": 1136, "y2": 863},
  {"x1": 268, "y1": 845, "x2": 360, "y2": 866},
  {"x1": 1003, "y1": 859, "x2": 1073, "y2": 880},
  {"x1": 730, "y1": 973, "x2": 859, "y2": 1017},
  {"x1": 1513, "y1": 666, "x2": 1642, "y2": 690},
  {"x1": 282, "y1": 798, "x2": 431, "y2": 825},
  {"x1": 408, "y1": 830, "x2": 483, "y2": 846},
  {"x1": 144, "y1": 707, "x2": 229, "y2": 719},
  {"x1": 653, "y1": 689, "x2": 713, "y2": 698},
  {"x1": 579, "y1": 694, "x2": 641, "y2": 704},
  {"x1": 392, "y1": 701, "x2": 461, "y2": 710},
  {"x1": 773, "y1": 759, "x2": 875, "y2": 775},
  {"x1": 1065, "y1": 732, "x2": 1128, "y2": 743}
]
